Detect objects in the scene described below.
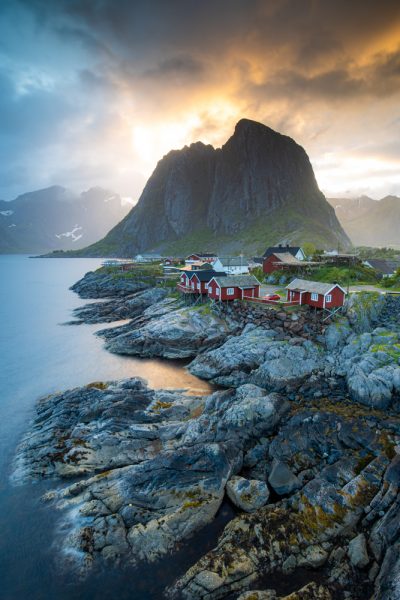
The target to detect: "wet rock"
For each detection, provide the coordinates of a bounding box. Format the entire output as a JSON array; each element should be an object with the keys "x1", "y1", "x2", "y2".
[
  {"x1": 226, "y1": 476, "x2": 270, "y2": 512},
  {"x1": 13, "y1": 379, "x2": 289, "y2": 573}
]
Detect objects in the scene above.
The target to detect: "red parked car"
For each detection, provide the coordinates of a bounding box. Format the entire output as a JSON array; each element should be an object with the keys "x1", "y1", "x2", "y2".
[{"x1": 263, "y1": 293, "x2": 281, "y2": 301}]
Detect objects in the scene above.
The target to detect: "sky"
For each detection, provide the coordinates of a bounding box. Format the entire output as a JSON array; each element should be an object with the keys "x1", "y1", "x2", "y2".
[{"x1": 0, "y1": 0, "x2": 399, "y2": 201}]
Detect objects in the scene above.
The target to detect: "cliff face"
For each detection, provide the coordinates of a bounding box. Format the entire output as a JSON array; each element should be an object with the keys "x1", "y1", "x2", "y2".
[{"x1": 79, "y1": 119, "x2": 350, "y2": 257}]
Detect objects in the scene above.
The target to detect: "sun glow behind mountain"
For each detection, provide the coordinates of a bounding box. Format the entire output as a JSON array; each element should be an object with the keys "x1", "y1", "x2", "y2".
[{"x1": 0, "y1": 1, "x2": 399, "y2": 201}]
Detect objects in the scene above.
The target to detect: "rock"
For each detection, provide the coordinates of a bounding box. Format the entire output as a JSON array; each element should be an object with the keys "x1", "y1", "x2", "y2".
[
  {"x1": 226, "y1": 476, "x2": 270, "y2": 512},
  {"x1": 188, "y1": 326, "x2": 277, "y2": 384},
  {"x1": 297, "y1": 545, "x2": 329, "y2": 568},
  {"x1": 268, "y1": 459, "x2": 301, "y2": 496},
  {"x1": 83, "y1": 119, "x2": 349, "y2": 258},
  {"x1": 251, "y1": 341, "x2": 324, "y2": 392},
  {"x1": 104, "y1": 305, "x2": 233, "y2": 359},
  {"x1": 13, "y1": 379, "x2": 289, "y2": 573},
  {"x1": 237, "y1": 592, "x2": 277, "y2": 600},
  {"x1": 71, "y1": 269, "x2": 151, "y2": 298},
  {"x1": 71, "y1": 287, "x2": 169, "y2": 324}
]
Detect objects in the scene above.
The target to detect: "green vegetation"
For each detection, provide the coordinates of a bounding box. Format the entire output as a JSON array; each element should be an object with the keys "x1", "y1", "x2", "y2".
[
  {"x1": 381, "y1": 268, "x2": 400, "y2": 290},
  {"x1": 355, "y1": 246, "x2": 400, "y2": 260},
  {"x1": 307, "y1": 264, "x2": 379, "y2": 286},
  {"x1": 302, "y1": 242, "x2": 317, "y2": 258}
]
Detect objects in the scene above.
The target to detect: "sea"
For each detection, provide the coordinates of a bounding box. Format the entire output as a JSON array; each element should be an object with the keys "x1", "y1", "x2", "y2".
[{"x1": 0, "y1": 255, "x2": 233, "y2": 600}]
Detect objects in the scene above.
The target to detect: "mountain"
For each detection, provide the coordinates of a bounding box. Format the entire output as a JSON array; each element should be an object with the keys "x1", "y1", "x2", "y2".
[
  {"x1": 0, "y1": 186, "x2": 132, "y2": 254},
  {"x1": 327, "y1": 195, "x2": 400, "y2": 247},
  {"x1": 65, "y1": 119, "x2": 351, "y2": 257}
]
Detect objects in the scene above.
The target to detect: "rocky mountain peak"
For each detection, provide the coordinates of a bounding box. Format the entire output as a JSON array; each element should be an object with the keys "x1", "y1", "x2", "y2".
[{"x1": 76, "y1": 119, "x2": 351, "y2": 257}]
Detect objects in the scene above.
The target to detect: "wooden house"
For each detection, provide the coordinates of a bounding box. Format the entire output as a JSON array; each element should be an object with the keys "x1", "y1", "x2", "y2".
[
  {"x1": 185, "y1": 253, "x2": 217, "y2": 265},
  {"x1": 263, "y1": 245, "x2": 305, "y2": 261},
  {"x1": 207, "y1": 275, "x2": 261, "y2": 301},
  {"x1": 212, "y1": 256, "x2": 249, "y2": 275},
  {"x1": 363, "y1": 259, "x2": 400, "y2": 278},
  {"x1": 190, "y1": 270, "x2": 226, "y2": 294},
  {"x1": 263, "y1": 252, "x2": 303, "y2": 274},
  {"x1": 286, "y1": 278, "x2": 346, "y2": 309},
  {"x1": 178, "y1": 270, "x2": 225, "y2": 294}
]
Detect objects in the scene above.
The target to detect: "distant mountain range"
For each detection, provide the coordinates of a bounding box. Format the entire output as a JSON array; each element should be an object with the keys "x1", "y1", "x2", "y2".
[
  {"x1": 0, "y1": 186, "x2": 132, "y2": 254},
  {"x1": 64, "y1": 119, "x2": 349, "y2": 258},
  {"x1": 327, "y1": 196, "x2": 400, "y2": 248}
]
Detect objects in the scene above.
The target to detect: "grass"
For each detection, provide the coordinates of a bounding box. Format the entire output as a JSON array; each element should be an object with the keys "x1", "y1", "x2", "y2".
[{"x1": 309, "y1": 264, "x2": 379, "y2": 285}]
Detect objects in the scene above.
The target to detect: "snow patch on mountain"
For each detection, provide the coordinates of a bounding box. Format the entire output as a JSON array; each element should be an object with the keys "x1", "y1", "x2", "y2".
[
  {"x1": 1, "y1": 210, "x2": 14, "y2": 216},
  {"x1": 55, "y1": 226, "x2": 83, "y2": 242}
]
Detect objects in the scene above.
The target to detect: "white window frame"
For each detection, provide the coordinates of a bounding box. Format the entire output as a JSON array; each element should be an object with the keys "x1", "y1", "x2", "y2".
[
  {"x1": 325, "y1": 294, "x2": 332, "y2": 303},
  {"x1": 311, "y1": 292, "x2": 318, "y2": 301},
  {"x1": 215, "y1": 287, "x2": 220, "y2": 296},
  {"x1": 227, "y1": 287, "x2": 234, "y2": 295}
]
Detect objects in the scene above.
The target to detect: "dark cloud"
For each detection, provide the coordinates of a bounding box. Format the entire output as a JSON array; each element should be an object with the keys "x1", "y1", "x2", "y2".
[{"x1": 0, "y1": 0, "x2": 399, "y2": 198}]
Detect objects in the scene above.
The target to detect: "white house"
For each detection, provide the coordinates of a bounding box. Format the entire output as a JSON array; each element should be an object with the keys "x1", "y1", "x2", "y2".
[{"x1": 211, "y1": 256, "x2": 249, "y2": 275}]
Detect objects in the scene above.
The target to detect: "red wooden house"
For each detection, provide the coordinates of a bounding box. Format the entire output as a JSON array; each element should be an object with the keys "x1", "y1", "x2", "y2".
[
  {"x1": 263, "y1": 252, "x2": 303, "y2": 274},
  {"x1": 190, "y1": 270, "x2": 226, "y2": 294},
  {"x1": 207, "y1": 275, "x2": 261, "y2": 301},
  {"x1": 178, "y1": 270, "x2": 225, "y2": 294},
  {"x1": 286, "y1": 278, "x2": 346, "y2": 309}
]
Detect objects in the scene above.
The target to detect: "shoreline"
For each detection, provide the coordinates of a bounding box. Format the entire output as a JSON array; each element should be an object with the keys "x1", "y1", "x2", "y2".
[{"x1": 12, "y1": 265, "x2": 400, "y2": 600}]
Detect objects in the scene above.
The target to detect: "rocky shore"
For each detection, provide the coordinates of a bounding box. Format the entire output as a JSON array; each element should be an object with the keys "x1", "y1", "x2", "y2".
[{"x1": 13, "y1": 268, "x2": 400, "y2": 599}]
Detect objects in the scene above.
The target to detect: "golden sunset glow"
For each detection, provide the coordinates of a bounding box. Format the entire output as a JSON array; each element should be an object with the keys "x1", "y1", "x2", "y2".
[{"x1": 0, "y1": 1, "x2": 399, "y2": 200}]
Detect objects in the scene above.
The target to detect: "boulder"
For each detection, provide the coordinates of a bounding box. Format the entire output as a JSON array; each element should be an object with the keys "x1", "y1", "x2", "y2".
[
  {"x1": 348, "y1": 533, "x2": 369, "y2": 568},
  {"x1": 268, "y1": 459, "x2": 301, "y2": 496},
  {"x1": 226, "y1": 476, "x2": 270, "y2": 512}
]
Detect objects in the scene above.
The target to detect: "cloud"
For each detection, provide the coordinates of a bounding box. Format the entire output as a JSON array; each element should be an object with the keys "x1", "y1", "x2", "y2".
[{"x1": 0, "y1": 0, "x2": 399, "y2": 200}]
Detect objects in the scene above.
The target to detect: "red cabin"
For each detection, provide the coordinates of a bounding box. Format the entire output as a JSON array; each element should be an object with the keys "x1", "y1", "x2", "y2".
[
  {"x1": 207, "y1": 275, "x2": 261, "y2": 301},
  {"x1": 263, "y1": 252, "x2": 303, "y2": 274},
  {"x1": 286, "y1": 278, "x2": 346, "y2": 309},
  {"x1": 178, "y1": 270, "x2": 225, "y2": 294},
  {"x1": 190, "y1": 271, "x2": 226, "y2": 294}
]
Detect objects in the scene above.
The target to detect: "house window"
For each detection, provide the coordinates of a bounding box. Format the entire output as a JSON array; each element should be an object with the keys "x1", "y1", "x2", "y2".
[
  {"x1": 326, "y1": 294, "x2": 332, "y2": 303},
  {"x1": 216, "y1": 288, "x2": 220, "y2": 295},
  {"x1": 227, "y1": 288, "x2": 234, "y2": 295},
  {"x1": 311, "y1": 292, "x2": 318, "y2": 301}
]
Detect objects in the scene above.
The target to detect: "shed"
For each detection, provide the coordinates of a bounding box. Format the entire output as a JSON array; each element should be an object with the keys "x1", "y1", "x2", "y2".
[
  {"x1": 207, "y1": 275, "x2": 261, "y2": 301},
  {"x1": 286, "y1": 278, "x2": 346, "y2": 309}
]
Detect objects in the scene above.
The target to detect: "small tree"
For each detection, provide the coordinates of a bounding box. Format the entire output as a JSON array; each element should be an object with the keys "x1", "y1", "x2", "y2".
[{"x1": 302, "y1": 242, "x2": 316, "y2": 259}]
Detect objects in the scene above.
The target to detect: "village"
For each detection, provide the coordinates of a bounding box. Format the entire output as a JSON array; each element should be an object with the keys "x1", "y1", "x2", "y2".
[{"x1": 103, "y1": 244, "x2": 400, "y2": 320}]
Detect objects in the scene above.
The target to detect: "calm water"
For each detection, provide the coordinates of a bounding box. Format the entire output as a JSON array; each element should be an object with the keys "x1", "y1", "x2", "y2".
[{"x1": 0, "y1": 256, "x2": 232, "y2": 600}]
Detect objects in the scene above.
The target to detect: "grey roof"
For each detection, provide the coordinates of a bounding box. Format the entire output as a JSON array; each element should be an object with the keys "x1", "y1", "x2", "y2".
[
  {"x1": 271, "y1": 252, "x2": 302, "y2": 264},
  {"x1": 192, "y1": 270, "x2": 227, "y2": 282},
  {"x1": 263, "y1": 245, "x2": 302, "y2": 258},
  {"x1": 213, "y1": 275, "x2": 260, "y2": 288},
  {"x1": 286, "y1": 278, "x2": 345, "y2": 295},
  {"x1": 186, "y1": 252, "x2": 217, "y2": 258},
  {"x1": 364, "y1": 259, "x2": 400, "y2": 275},
  {"x1": 219, "y1": 256, "x2": 249, "y2": 267}
]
